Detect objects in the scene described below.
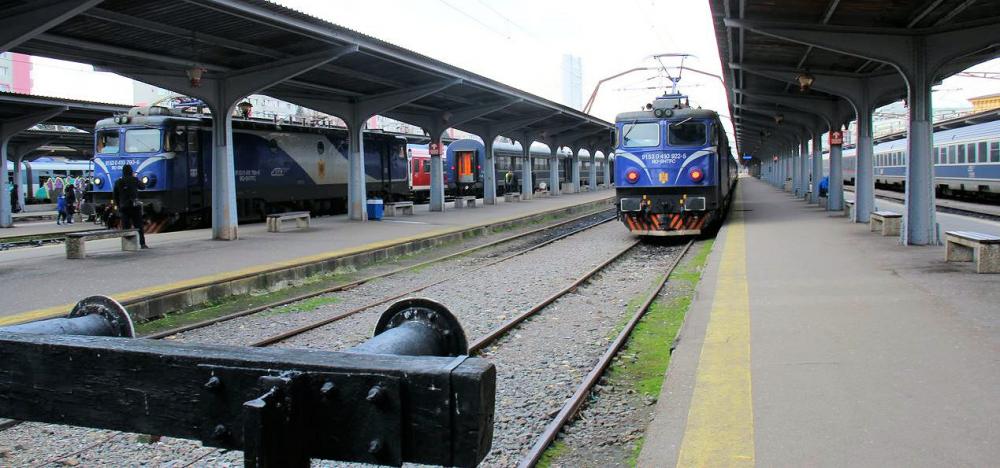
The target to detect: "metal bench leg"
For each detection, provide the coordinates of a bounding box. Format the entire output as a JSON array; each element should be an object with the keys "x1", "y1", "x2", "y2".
[
  {"x1": 122, "y1": 234, "x2": 140, "y2": 252},
  {"x1": 66, "y1": 238, "x2": 85, "y2": 259}
]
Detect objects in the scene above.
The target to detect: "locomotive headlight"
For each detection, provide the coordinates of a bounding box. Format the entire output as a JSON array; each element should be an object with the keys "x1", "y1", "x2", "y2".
[
  {"x1": 140, "y1": 174, "x2": 157, "y2": 188},
  {"x1": 626, "y1": 169, "x2": 640, "y2": 184},
  {"x1": 689, "y1": 167, "x2": 704, "y2": 182},
  {"x1": 93, "y1": 177, "x2": 103, "y2": 186}
]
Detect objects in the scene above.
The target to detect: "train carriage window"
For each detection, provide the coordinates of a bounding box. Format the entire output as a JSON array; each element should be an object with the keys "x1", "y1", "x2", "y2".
[
  {"x1": 933, "y1": 148, "x2": 939, "y2": 165},
  {"x1": 317, "y1": 141, "x2": 325, "y2": 155},
  {"x1": 978, "y1": 142, "x2": 988, "y2": 163},
  {"x1": 422, "y1": 160, "x2": 430, "y2": 173},
  {"x1": 957, "y1": 145, "x2": 966, "y2": 164},
  {"x1": 621, "y1": 122, "x2": 660, "y2": 148},
  {"x1": 124, "y1": 129, "x2": 162, "y2": 153},
  {"x1": 96, "y1": 130, "x2": 120, "y2": 154},
  {"x1": 668, "y1": 121, "x2": 707, "y2": 146},
  {"x1": 948, "y1": 145, "x2": 956, "y2": 164},
  {"x1": 991, "y1": 142, "x2": 999, "y2": 162},
  {"x1": 967, "y1": 143, "x2": 977, "y2": 163}
]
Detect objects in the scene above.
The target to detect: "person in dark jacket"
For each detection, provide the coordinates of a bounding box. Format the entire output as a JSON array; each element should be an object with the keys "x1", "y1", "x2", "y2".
[
  {"x1": 64, "y1": 184, "x2": 77, "y2": 224},
  {"x1": 113, "y1": 164, "x2": 148, "y2": 248}
]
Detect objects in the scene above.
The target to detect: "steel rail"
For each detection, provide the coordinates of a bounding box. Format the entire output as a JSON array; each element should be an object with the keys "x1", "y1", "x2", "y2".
[
  {"x1": 144, "y1": 208, "x2": 613, "y2": 340},
  {"x1": 468, "y1": 238, "x2": 642, "y2": 353},
  {"x1": 248, "y1": 214, "x2": 617, "y2": 347},
  {"x1": 518, "y1": 239, "x2": 696, "y2": 468}
]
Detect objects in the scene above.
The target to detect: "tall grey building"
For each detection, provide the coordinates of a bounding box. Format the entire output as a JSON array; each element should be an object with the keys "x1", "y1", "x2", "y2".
[{"x1": 561, "y1": 54, "x2": 583, "y2": 111}]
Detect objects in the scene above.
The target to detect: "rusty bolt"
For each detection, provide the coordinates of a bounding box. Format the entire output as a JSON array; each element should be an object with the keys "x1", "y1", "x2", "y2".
[
  {"x1": 204, "y1": 376, "x2": 221, "y2": 390},
  {"x1": 366, "y1": 385, "x2": 385, "y2": 405},
  {"x1": 367, "y1": 438, "x2": 383, "y2": 454}
]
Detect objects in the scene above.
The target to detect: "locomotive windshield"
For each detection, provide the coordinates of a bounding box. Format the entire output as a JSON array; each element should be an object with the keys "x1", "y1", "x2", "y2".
[
  {"x1": 621, "y1": 122, "x2": 660, "y2": 148},
  {"x1": 124, "y1": 128, "x2": 162, "y2": 153},
  {"x1": 668, "y1": 121, "x2": 707, "y2": 146},
  {"x1": 96, "y1": 130, "x2": 120, "y2": 154}
]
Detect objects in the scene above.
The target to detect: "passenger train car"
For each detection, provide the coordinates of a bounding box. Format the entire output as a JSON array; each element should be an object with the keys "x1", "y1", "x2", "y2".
[
  {"x1": 89, "y1": 106, "x2": 409, "y2": 227},
  {"x1": 614, "y1": 93, "x2": 737, "y2": 235},
  {"x1": 6, "y1": 158, "x2": 93, "y2": 200},
  {"x1": 407, "y1": 139, "x2": 610, "y2": 198},
  {"x1": 841, "y1": 119, "x2": 1000, "y2": 200}
]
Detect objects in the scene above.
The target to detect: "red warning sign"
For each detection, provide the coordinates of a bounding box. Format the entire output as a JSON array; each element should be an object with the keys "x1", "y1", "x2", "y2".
[{"x1": 829, "y1": 131, "x2": 844, "y2": 146}]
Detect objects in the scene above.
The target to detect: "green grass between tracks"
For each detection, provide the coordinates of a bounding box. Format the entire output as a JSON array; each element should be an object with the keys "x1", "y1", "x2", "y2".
[{"x1": 537, "y1": 240, "x2": 714, "y2": 468}]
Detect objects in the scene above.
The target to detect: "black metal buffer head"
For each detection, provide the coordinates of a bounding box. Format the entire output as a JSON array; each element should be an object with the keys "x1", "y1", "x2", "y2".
[{"x1": 0, "y1": 296, "x2": 495, "y2": 467}]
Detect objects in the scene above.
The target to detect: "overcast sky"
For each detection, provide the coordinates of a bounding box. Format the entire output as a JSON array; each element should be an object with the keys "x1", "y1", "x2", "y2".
[{"x1": 29, "y1": 0, "x2": 999, "y2": 145}]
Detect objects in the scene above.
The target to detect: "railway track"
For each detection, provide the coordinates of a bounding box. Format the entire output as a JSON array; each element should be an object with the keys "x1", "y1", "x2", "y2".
[
  {"x1": 518, "y1": 239, "x2": 694, "y2": 467},
  {"x1": 6, "y1": 211, "x2": 689, "y2": 467},
  {"x1": 146, "y1": 207, "x2": 616, "y2": 340}
]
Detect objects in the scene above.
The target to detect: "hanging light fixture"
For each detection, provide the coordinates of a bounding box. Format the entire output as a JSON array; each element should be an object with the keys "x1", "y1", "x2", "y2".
[
  {"x1": 186, "y1": 66, "x2": 207, "y2": 88},
  {"x1": 796, "y1": 72, "x2": 815, "y2": 92},
  {"x1": 237, "y1": 101, "x2": 253, "y2": 119}
]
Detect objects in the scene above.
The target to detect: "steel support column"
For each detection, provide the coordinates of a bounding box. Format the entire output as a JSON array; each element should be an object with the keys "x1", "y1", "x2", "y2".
[
  {"x1": 726, "y1": 21, "x2": 1000, "y2": 242},
  {"x1": 829, "y1": 138, "x2": 843, "y2": 211},
  {"x1": 123, "y1": 47, "x2": 359, "y2": 236},
  {"x1": 483, "y1": 137, "x2": 497, "y2": 204},
  {"x1": 812, "y1": 132, "x2": 823, "y2": 204},
  {"x1": 548, "y1": 144, "x2": 560, "y2": 196},
  {"x1": 519, "y1": 134, "x2": 533, "y2": 199},
  {"x1": 587, "y1": 152, "x2": 597, "y2": 191},
  {"x1": 0, "y1": 106, "x2": 66, "y2": 227}
]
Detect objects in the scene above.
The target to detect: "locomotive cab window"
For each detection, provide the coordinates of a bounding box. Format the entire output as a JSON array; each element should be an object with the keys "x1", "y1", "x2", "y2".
[
  {"x1": 124, "y1": 128, "x2": 162, "y2": 153},
  {"x1": 668, "y1": 121, "x2": 707, "y2": 147},
  {"x1": 96, "y1": 131, "x2": 120, "y2": 154},
  {"x1": 621, "y1": 122, "x2": 660, "y2": 148}
]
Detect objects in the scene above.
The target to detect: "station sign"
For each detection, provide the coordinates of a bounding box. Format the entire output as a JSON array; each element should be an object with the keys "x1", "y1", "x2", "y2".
[
  {"x1": 829, "y1": 131, "x2": 844, "y2": 146},
  {"x1": 428, "y1": 141, "x2": 443, "y2": 156}
]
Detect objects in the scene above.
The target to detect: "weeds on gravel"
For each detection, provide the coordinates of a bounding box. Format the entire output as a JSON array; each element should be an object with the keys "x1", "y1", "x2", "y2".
[
  {"x1": 536, "y1": 240, "x2": 714, "y2": 467},
  {"x1": 261, "y1": 296, "x2": 340, "y2": 316},
  {"x1": 536, "y1": 440, "x2": 568, "y2": 468}
]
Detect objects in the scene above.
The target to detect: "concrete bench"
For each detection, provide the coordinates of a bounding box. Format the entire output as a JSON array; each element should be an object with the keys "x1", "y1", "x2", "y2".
[
  {"x1": 65, "y1": 229, "x2": 140, "y2": 259},
  {"x1": 945, "y1": 231, "x2": 1000, "y2": 273},
  {"x1": 844, "y1": 199, "x2": 855, "y2": 219},
  {"x1": 384, "y1": 201, "x2": 414, "y2": 217},
  {"x1": 453, "y1": 196, "x2": 477, "y2": 209},
  {"x1": 267, "y1": 211, "x2": 310, "y2": 232},
  {"x1": 504, "y1": 192, "x2": 521, "y2": 202},
  {"x1": 870, "y1": 211, "x2": 902, "y2": 236},
  {"x1": 535, "y1": 190, "x2": 550, "y2": 198}
]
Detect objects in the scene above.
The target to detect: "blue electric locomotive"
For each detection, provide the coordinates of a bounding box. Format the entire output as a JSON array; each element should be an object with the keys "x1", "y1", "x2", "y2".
[
  {"x1": 89, "y1": 106, "x2": 409, "y2": 228},
  {"x1": 615, "y1": 93, "x2": 737, "y2": 235}
]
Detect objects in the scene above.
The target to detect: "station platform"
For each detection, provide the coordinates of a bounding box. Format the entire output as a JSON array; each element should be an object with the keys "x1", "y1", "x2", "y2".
[
  {"x1": 0, "y1": 190, "x2": 613, "y2": 324},
  {"x1": 640, "y1": 177, "x2": 999, "y2": 467}
]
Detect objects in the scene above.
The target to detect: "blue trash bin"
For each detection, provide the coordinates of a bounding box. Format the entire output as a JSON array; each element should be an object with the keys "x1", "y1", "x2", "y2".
[{"x1": 366, "y1": 198, "x2": 384, "y2": 220}]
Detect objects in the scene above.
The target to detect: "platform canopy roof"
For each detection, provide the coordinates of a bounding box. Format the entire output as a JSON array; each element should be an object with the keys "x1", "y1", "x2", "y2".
[
  {"x1": 709, "y1": 0, "x2": 1000, "y2": 159},
  {"x1": 1, "y1": 0, "x2": 613, "y2": 152},
  {"x1": 0, "y1": 92, "x2": 129, "y2": 131}
]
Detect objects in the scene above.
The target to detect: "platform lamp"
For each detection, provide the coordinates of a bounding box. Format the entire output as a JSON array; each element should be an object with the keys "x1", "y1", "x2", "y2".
[
  {"x1": 237, "y1": 100, "x2": 253, "y2": 119},
  {"x1": 796, "y1": 71, "x2": 815, "y2": 92},
  {"x1": 186, "y1": 66, "x2": 206, "y2": 88}
]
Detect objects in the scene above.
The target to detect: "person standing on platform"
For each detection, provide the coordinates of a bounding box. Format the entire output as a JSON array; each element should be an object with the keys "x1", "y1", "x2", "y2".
[
  {"x1": 56, "y1": 193, "x2": 66, "y2": 225},
  {"x1": 64, "y1": 184, "x2": 77, "y2": 224},
  {"x1": 504, "y1": 170, "x2": 514, "y2": 194},
  {"x1": 113, "y1": 164, "x2": 148, "y2": 249}
]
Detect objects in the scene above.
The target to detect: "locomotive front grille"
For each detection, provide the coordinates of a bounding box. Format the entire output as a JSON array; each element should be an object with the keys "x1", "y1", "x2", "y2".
[
  {"x1": 684, "y1": 197, "x2": 707, "y2": 211},
  {"x1": 620, "y1": 198, "x2": 642, "y2": 212}
]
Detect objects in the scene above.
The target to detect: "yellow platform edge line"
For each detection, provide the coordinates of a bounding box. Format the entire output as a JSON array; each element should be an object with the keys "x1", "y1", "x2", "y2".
[
  {"x1": 676, "y1": 189, "x2": 755, "y2": 467},
  {"x1": 0, "y1": 196, "x2": 613, "y2": 327}
]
